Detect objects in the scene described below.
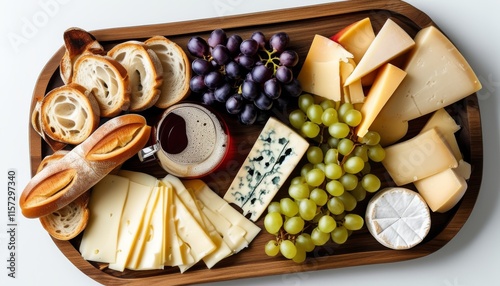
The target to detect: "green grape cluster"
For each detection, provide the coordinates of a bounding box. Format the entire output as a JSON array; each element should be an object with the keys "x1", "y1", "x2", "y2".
[{"x1": 263, "y1": 93, "x2": 386, "y2": 262}]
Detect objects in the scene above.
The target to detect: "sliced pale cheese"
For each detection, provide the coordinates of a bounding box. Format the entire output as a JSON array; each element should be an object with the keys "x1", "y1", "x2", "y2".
[
  {"x1": 126, "y1": 186, "x2": 161, "y2": 270},
  {"x1": 382, "y1": 128, "x2": 458, "y2": 186},
  {"x1": 378, "y1": 26, "x2": 482, "y2": 123},
  {"x1": 356, "y1": 63, "x2": 407, "y2": 137},
  {"x1": 419, "y1": 108, "x2": 462, "y2": 160},
  {"x1": 365, "y1": 187, "x2": 431, "y2": 250},
  {"x1": 134, "y1": 185, "x2": 166, "y2": 270},
  {"x1": 297, "y1": 34, "x2": 353, "y2": 101},
  {"x1": 414, "y1": 168, "x2": 467, "y2": 213},
  {"x1": 80, "y1": 175, "x2": 129, "y2": 263},
  {"x1": 189, "y1": 179, "x2": 260, "y2": 253},
  {"x1": 163, "y1": 181, "x2": 187, "y2": 267},
  {"x1": 118, "y1": 169, "x2": 159, "y2": 187},
  {"x1": 172, "y1": 191, "x2": 216, "y2": 273},
  {"x1": 344, "y1": 18, "x2": 415, "y2": 86},
  {"x1": 108, "y1": 181, "x2": 153, "y2": 272},
  {"x1": 165, "y1": 175, "x2": 232, "y2": 269},
  {"x1": 224, "y1": 117, "x2": 309, "y2": 221}
]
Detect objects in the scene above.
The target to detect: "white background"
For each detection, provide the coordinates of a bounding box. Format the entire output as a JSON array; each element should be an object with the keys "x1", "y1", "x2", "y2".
[{"x1": 1, "y1": 0, "x2": 499, "y2": 285}]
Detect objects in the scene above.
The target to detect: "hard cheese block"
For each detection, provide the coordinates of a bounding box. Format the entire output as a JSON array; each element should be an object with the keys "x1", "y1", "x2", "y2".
[
  {"x1": 371, "y1": 25, "x2": 482, "y2": 146},
  {"x1": 382, "y1": 128, "x2": 458, "y2": 186},
  {"x1": 365, "y1": 187, "x2": 431, "y2": 250},
  {"x1": 344, "y1": 18, "x2": 414, "y2": 86},
  {"x1": 224, "y1": 117, "x2": 309, "y2": 221},
  {"x1": 297, "y1": 34, "x2": 353, "y2": 101}
]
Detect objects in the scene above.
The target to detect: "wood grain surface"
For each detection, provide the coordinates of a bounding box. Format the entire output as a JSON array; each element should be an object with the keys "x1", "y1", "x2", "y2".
[{"x1": 27, "y1": 0, "x2": 483, "y2": 285}]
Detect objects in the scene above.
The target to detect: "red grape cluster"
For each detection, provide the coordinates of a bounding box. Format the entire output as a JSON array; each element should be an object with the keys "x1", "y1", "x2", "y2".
[{"x1": 187, "y1": 29, "x2": 302, "y2": 125}]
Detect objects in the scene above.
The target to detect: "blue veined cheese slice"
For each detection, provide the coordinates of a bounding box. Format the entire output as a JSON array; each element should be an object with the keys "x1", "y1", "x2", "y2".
[{"x1": 224, "y1": 117, "x2": 309, "y2": 221}]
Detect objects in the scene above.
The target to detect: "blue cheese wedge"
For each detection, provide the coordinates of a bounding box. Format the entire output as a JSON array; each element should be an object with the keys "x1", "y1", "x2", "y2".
[{"x1": 224, "y1": 117, "x2": 309, "y2": 221}]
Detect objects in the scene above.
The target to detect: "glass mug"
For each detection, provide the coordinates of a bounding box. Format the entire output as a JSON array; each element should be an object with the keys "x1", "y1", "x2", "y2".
[{"x1": 139, "y1": 102, "x2": 231, "y2": 178}]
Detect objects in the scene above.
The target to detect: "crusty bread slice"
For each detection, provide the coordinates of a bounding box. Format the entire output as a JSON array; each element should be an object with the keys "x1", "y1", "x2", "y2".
[
  {"x1": 108, "y1": 41, "x2": 164, "y2": 112},
  {"x1": 37, "y1": 151, "x2": 90, "y2": 241},
  {"x1": 72, "y1": 54, "x2": 130, "y2": 117},
  {"x1": 40, "y1": 83, "x2": 100, "y2": 145},
  {"x1": 60, "y1": 27, "x2": 105, "y2": 84},
  {"x1": 145, "y1": 36, "x2": 191, "y2": 109},
  {"x1": 20, "y1": 114, "x2": 151, "y2": 218},
  {"x1": 31, "y1": 96, "x2": 68, "y2": 151}
]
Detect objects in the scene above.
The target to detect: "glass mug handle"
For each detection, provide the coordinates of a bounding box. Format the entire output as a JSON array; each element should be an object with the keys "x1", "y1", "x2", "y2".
[{"x1": 138, "y1": 143, "x2": 160, "y2": 163}]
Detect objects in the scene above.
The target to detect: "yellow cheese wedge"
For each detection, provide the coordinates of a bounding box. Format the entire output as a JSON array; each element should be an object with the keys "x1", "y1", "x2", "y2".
[
  {"x1": 414, "y1": 168, "x2": 467, "y2": 213},
  {"x1": 344, "y1": 18, "x2": 415, "y2": 86},
  {"x1": 332, "y1": 17, "x2": 375, "y2": 64},
  {"x1": 356, "y1": 63, "x2": 407, "y2": 137},
  {"x1": 365, "y1": 187, "x2": 431, "y2": 250},
  {"x1": 382, "y1": 128, "x2": 458, "y2": 186},
  {"x1": 340, "y1": 59, "x2": 365, "y2": 103},
  {"x1": 297, "y1": 34, "x2": 353, "y2": 101},
  {"x1": 79, "y1": 175, "x2": 129, "y2": 263}
]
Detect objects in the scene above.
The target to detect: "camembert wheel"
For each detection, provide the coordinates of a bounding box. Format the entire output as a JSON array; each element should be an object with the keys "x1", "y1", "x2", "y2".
[{"x1": 365, "y1": 187, "x2": 431, "y2": 250}]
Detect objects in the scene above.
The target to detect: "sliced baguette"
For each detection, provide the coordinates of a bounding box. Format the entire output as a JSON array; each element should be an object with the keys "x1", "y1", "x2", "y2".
[
  {"x1": 108, "y1": 41, "x2": 164, "y2": 111},
  {"x1": 20, "y1": 114, "x2": 151, "y2": 218},
  {"x1": 60, "y1": 27, "x2": 105, "y2": 84},
  {"x1": 72, "y1": 54, "x2": 130, "y2": 117},
  {"x1": 37, "y1": 151, "x2": 90, "y2": 241},
  {"x1": 40, "y1": 83, "x2": 100, "y2": 145},
  {"x1": 31, "y1": 96, "x2": 68, "y2": 152},
  {"x1": 145, "y1": 36, "x2": 191, "y2": 108}
]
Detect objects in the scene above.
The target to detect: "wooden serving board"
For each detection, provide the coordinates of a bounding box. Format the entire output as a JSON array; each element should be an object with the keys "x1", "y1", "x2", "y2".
[{"x1": 28, "y1": 0, "x2": 483, "y2": 285}]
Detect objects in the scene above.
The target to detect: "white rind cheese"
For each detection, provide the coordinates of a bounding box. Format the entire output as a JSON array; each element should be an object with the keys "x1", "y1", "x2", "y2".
[
  {"x1": 224, "y1": 117, "x2": 309, "y2": 221},
  {"x1": 365, "y1": 187, "x2": 431, "y2": 250}
]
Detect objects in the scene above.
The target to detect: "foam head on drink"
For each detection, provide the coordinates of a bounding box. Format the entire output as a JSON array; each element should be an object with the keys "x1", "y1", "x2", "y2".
[{"x1": 155, "y1": 103, "x2": 229, "y2": 178}]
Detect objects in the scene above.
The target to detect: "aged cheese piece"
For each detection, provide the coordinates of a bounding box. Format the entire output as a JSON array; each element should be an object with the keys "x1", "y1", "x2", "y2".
[
  {"x1": 189, "y1": 179, "x2": 260, "y2": 253},
  {"x1": 224, "y1": 117, "x2": 309, "y2": 221},
  {"x1": 80, "y1": 175, "x2": 129, "y2": 263},
  {"x1": 455, "y1": 159, "x2": 472, "y2": 180},
  {"x1": 414, "y1": 168, "x2": 467, "y2": 213},
  {"x1": 297, "y1": 34, "x2": 353, "y2": 101},
  {"x1": 108, "y1": 181, "x2": 153, "y2": 272},
  {"x1": 344, "y1": 18, "x2": 415, "y2": 86},
  {"x1": 379, "y1": 26, "x2": 482, "y2": 122},
  {"x1": 365, "y1": 187, "x2": 431, "y2": 250},
  {"x1": 332, "y1": 17, "x2": 375, "y2": 64},
  {"x1": 382, "y1": 128, "x2": 458, "y2": 186},
  {"x1": 356, "y1": 63, "x2": 407, "y2": 137},
  {"x1": 340, "y1": 59, "x2": 365, "y2": 103},
  {"x1": 419, "y1": 108, "x2": 462, "y2": 160}
]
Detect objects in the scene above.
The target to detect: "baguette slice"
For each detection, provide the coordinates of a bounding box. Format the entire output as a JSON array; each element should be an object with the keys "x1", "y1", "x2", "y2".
[
  {"x1": 20, "y1": 114, "x2": 151, "y2": 218},
  {"x1": 31, "y1": 96, "x2": 67, "y2": 152},
  {"x1": 60, "y1": 27, "x2": 105, "y2": 84},
  {"x1": 72, "y1": 54, "x2": 130, "y2": 117},
  {"x1": 40, "y1": 83, "x2": 100, "y2": 145},
  {"x1": 37, "y1": 151, "x2": 90, "y2": 241},
  {"x1": 145, "y1": 36, "x2": 191, "y2": 108},
  {"x1": 108, "y1": 41, "x2": 164, "y2": 111}
]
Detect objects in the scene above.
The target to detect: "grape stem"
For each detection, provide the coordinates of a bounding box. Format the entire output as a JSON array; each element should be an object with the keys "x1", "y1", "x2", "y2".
[{"x1": 258, "y1": 49, "x2": 281, "y2": 75}]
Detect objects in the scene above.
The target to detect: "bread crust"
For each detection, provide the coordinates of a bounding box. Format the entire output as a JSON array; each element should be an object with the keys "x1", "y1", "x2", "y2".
[
  {"x1": 20, "y1": 114, "x2": 151, "y2": 218},
  {"x1": 144, "y1": 36, "x2": 191, "y2": 109}
]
